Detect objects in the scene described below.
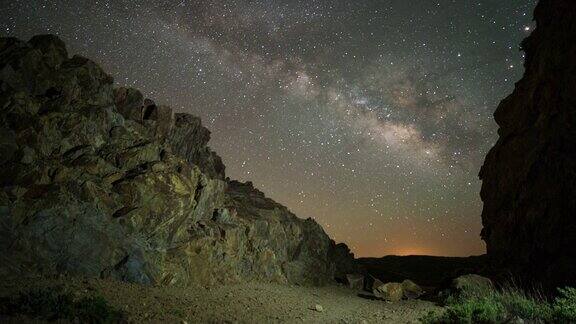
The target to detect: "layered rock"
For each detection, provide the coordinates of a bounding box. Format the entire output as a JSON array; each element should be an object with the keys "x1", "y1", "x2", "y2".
[
  {"x1": 113, "y1": 87, "x2": 225, "y2": 179},
  {"x1": 479, "y1": 0, "x2": 576, "y2": 291},
  {"x1": 0, "y1": 35, "x2": 352, "y2": 286}
]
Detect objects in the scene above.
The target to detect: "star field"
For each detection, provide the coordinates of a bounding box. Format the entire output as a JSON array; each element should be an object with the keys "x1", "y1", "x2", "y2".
[{"x1": 2, "y1": 0, "x2": 537, "y2": 257}]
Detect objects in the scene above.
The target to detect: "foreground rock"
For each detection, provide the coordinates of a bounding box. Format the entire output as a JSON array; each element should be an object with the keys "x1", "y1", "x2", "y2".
[
  {"x1": 345, "y1": 274, "x2": 364, "y2": 290},
  {"x1": 401, "y1": 279, "x2": 424, "y2": 299},
  {"x1": 372, "y1": 279, "x2": 424, "y2": 302},
  {"x1": 479, "y1": 0, "x2": 576, "y2": 291},
  {"x1": 374, "y1": 282, "x2": 404, "y2": 302},
  {"x1": 0, "y1": 35, "x2": 353, "y2": 286}
]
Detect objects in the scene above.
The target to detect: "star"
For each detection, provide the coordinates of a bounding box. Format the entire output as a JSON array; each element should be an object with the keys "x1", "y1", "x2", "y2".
[{"x1": 0, "y1": 0, "x2": 537, "y2": 257}]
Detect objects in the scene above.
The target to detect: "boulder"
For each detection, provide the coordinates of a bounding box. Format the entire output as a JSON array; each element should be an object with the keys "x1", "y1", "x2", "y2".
[
  {"x1": 345, "y1": 274, "x2": 364, "y2": 290},
  {"x1": 364, "y1": 274, "x2": 385, "y2": 292},
  {"x1": 373, "y1": 282, "x2": 403, "y2": 302},
  {"x1": 401, "y1": 279, "x2": 424, "y2": 299},
  {"x1": 451, "y1": 274, "x2": 493, "y2": 296}
]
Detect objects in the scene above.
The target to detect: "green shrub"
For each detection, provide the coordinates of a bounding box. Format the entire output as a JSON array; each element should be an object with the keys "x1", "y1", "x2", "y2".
[
  {"x1": 0, "y1": 287, "x2": 125, "y2": 323},
  {"x1": 500, "y1": 288, "x2": 552, "y2": 321},
  {"x1": 553, "y1": 287, "x2": 576, "y2": 322},
  {"x1": 421, "y1": 285, "x2": 576, "y2": 324},
  {"x1": 443, "y1": 296, "x2": 506, "y2": 323}
]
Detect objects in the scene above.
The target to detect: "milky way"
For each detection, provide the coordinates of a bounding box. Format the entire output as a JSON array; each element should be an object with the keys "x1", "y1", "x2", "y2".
[{"x1": 2, "y1": 0, "x2": 537, "y2": 256}]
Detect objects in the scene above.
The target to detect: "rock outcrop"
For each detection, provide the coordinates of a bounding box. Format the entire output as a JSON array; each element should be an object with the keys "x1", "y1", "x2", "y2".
[
  {"x1": 479, "y1": 0, "x2": 576, "y2": 291},
  {"x1": 0, "y1": 35, "x2": 352, "y2": 286}
]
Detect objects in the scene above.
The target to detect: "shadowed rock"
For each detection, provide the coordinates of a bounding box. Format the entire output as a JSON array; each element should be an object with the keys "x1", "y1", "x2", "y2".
[
  {"x1": 401, "y1": 279, "x2": 424, "y2": 299},
  {"x1": 346, "y1": 274, "x2": 364, "y2": 290},
  {"x1": 451, "y1": 274, "x2": 493, "y2": 294},
  {"x1": 169, "y1": 113, "x2": 226, "y2": 180},
  {"x1": 479, "y1": 0, "x2": 576, "y2": 291},
  {"x1": 113, "y1": 87, "x2": 143, "y2": 122}
]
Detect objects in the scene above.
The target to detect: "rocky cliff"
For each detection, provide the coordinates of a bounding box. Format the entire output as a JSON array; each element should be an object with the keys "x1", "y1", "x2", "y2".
[
  {"x1": 0, "y1": 35, "x2": 354, "y2": 286},
  {"x1": 479, "y1": 0, "x2": 576, "y2": 291}
]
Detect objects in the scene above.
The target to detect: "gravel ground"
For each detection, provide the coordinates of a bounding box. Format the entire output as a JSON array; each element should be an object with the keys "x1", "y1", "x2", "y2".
[{"x1": 0, "y1": 276, "x2": 441, "y2": 323}]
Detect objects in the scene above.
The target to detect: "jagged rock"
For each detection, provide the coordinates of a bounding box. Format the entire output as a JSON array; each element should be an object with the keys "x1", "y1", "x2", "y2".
[
  {"x1": 479, "y1": 0, "x2": 576, "y2": 291},
  {"x1": 27, "y1": 34, "x2": 68, "y2": 68},
  {"x1": 113, "y1": 87, "x2": 143, "y2": 122},
  {"x1": 401, "y1": 279, "x2": 423, "y2": 299},
  {"x1": 373, "y1": 282, "x2": 403, "y2": 302},
  {"x1": 169, "y1": 113, "x2": 225, "y2": 179},
  {"x1": 211, "y1": 208, "x2": 237, "y2": 224},
  {"x1": 0, "y1": 35, "x2": 353, "y2": 287},
  {"x1": 225, "y1": 180, "x2": 347, "y2": 286},
  {"x1": 143, "y1": 104, "x2": 173, "y2": 139}
]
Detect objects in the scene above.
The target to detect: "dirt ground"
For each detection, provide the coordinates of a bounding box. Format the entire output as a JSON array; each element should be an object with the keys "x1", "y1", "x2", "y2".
[{"x1": 0, "y1": 276, "x2": 441, "y2": 323}]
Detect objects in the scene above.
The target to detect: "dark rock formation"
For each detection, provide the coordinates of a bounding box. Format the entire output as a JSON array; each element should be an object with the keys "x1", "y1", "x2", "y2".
[
  {"x1": 479, "y1": 0, "x2": 576, "y2": 291},
  {"x1": 0, "y1": 35, "x2": 352, "y2": 286}
]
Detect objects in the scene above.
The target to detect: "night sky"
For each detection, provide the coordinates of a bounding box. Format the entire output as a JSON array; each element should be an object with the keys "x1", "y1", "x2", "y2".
[{"x1": 2, "y1": 0, "x2": 537, "y2": 257}]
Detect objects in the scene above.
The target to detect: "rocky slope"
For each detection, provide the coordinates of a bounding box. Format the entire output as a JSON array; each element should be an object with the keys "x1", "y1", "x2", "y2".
[
  {"x1": 0, "y1": 35, "x2": 354, "y2": 287},
  {"x1": 479, "y1": 0, "x2": 576, "y2": 291}
]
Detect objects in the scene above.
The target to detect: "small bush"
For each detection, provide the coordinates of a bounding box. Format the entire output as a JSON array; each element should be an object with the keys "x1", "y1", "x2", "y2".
[
  {"x1": 421, "y1": 285, "x2": 576, "y2": 324},
  {"x1": 0, "y1": 287, "x2": 125, "y2": 323},
  {"x1": 443, "y1": 296, "x2": 506, "y2": 323},
  {"x1": 500, "y1": 288, "x2": 552, "y2": 321},
  {"x1": 553, "y1": 287, "x2": 576, "y2": 322}
]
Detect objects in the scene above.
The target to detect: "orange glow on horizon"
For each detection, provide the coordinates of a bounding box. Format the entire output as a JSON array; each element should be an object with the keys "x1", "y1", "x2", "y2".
[{"x1": 352, "y1": 241, "x2": 485, "y2": 258}]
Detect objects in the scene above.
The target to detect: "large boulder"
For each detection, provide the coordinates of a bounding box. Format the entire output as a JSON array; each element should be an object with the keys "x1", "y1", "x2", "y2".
[
  {"x1": 0, "y1": 35, "x2": 353, "y2": 287},
  {"x1": 479, "y1": 0, "x2": 576, "y2": 291},
  {"x1": 373, "y1": 282, "x2": 403, "y2": 302},
  {"x1": 401, "y1": 279, "x2": 424, "y2": 299},
  {"x1": 451, "y1": 274, "x2": 493, "y2": 296},
  {"x1": 372, "y1": 279, "x2": 424, "y2": 301}
]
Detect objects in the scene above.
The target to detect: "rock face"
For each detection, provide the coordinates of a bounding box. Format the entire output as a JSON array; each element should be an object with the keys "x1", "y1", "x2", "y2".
[
  {"x1": 0, "y1": 35, "x2": 352, "y2": 286},
  {"x1": 479, "y1": 0, "x2": 576, "y2": 291}
]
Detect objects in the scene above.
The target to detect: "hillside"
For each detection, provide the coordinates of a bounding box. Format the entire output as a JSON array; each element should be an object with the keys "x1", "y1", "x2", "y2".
[{"x1": 0, "y1": 34, "x2": 354, "y2": 287}]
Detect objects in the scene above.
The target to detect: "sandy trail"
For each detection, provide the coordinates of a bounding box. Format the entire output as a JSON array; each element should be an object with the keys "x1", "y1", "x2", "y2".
[{"x1": 1, "y1": 276, "x2": 440, "y2": 323}]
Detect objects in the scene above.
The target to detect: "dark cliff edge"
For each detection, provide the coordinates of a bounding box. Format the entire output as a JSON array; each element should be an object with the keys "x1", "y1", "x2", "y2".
[
  {"x1": 480, "y1": 0, "x2": 576, "y2": 292},
  {"x1": 0, "y1": 35, "x2": 354, "y2": 286}
]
